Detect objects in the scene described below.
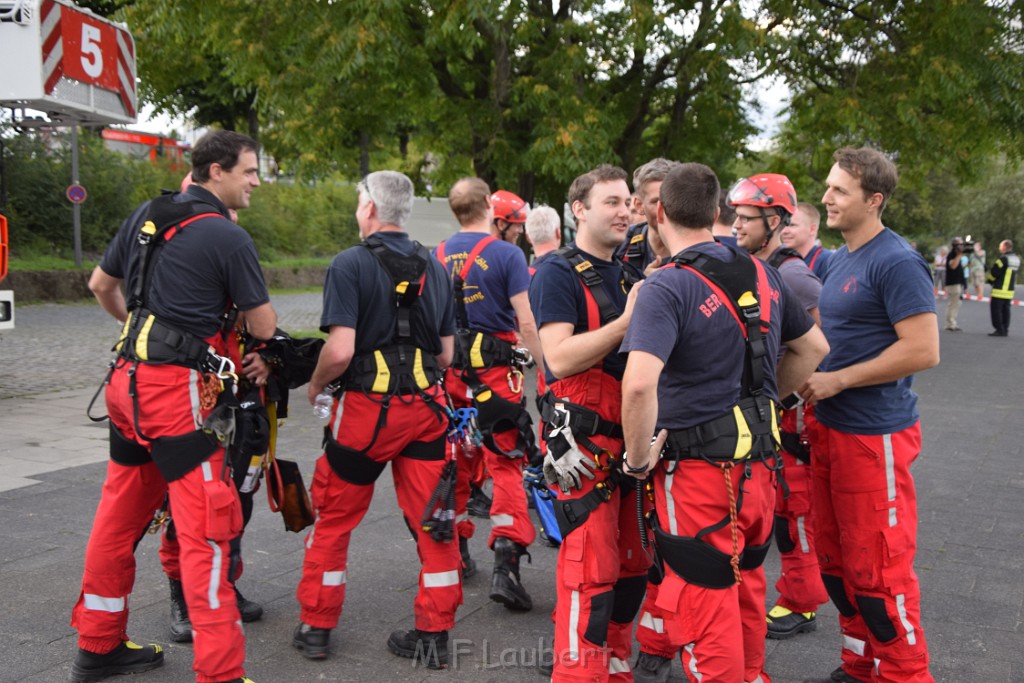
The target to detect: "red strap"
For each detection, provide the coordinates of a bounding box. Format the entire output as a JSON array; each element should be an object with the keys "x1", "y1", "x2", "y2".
[
  {"x1": 435, "y1": 240, "x2": 446, "y2": 265},
  {"x1": 677, "y1": 258, "x2": 773, "y2": 338},
  {"x1": 457, "y1": 235, "x2": 497, "y2": 281},
  {"x1": 580, "y1": 280, "x2": 601, "y2": 332},
  {"x1": 807, "y1": 246, "x2": 820, "y2": 271},
  {"x1": 161, "y1": 212, "x2": 222, "y2": 242}
]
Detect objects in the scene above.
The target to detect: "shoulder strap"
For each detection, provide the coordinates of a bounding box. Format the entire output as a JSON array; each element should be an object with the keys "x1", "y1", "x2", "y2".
[
  {"x1": 671, "y1": 249, "x2": 772, "y2": 396},
  {"x1": 361, "y1": 235, "x2": 429, "y2": 344},
  {"x1": 553, "y1": 246, "x2": 620, "y2": 331},
  {"x1": 768, "y1": 246, "x2": 803, "y2": 270},
  {"x1": 448, "y1": 234, "x2": 497, "y2": 330},
  {"x1": 622, "y1": 224, "x2": 648, "y2": 263},
  {"x1": 128, "y1": 193, "x2": 223, "y2": 312}
]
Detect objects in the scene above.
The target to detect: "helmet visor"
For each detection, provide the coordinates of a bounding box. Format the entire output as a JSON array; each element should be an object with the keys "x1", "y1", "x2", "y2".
[{"x1": 726, "y1": 177, "x2": 775, "y2": 209}]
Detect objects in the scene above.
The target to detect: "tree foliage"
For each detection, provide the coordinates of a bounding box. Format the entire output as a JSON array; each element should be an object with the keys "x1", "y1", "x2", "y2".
[{"x1": 113, "y1": 0, "x2": 1024, "y2": 217}]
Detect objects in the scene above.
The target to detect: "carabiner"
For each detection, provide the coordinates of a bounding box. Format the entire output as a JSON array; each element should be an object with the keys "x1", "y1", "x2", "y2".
[
  {"x1": 214, "y1": 354, "x2": 236, "y2": 380},
  {"x1": 507, "y1": 369, "x2": 524, "y2": 394}
]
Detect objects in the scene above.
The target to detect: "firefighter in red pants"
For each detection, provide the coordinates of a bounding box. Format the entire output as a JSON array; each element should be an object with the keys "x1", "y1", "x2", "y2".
[
  {"x1": 622, "y1": 163, "x2": 828, "y2": 683},
  {"x1": 73, "y1": 130, "x2": 275, "y2": 683},
  {"x1": 434, "y1": 179, "x2": 544, "y2": 607},
  {"x1": 529, "y1": 164, "x2": 648, "y2": 682},
  {"x1": 800, "y1": 149, "x2": 939, "y2": 682},
  {"x1": 292, "y1": 170, "x2": 463, "y2": 669},
  {"x1": 730, "y1": 173, "x2": 830, "y2": 641}
]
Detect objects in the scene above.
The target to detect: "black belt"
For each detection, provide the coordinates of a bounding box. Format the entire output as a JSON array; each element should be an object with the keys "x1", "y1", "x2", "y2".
[{"x1": 539, "y1": 392, "x2": 623, "y2": 439}]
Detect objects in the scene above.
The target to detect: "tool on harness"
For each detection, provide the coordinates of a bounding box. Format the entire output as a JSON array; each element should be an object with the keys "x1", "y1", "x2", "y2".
[
  {"x1": 649, "y1": 247, "x2": 782, "y2": 585},
  {"x1": 420, "y1": 459, "x2": 458, "y2": 542},
  {"x1": 523, "y1": 465, "x2": 562, "y2": 546},
  {"x1": 146, "y1": 499, "x2": 171, "y2": 535}
]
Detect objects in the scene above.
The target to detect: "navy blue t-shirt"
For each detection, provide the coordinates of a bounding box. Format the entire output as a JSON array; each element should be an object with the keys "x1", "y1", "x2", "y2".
[
  {"x1": 529, "y1": 244, "x2": 629, "y2": 384},
  {"x1": 320, "y1": 231, "x2": 455, "y2": 356},
  {"x1": 815, "y1": 229, "x2": 935, "y2": 434},
  {"x1": 100, "y1": 185, "x2": 269, "y2": 339},
  {"x1": 804, "y1": 244, "x2": 833, "y2": 281},
  {"x1": 621, "y1": 241, "x2": 814, "y2": 430},
  {"x1": 433, "y1": 232, "x2": 530, "y2": 334}
]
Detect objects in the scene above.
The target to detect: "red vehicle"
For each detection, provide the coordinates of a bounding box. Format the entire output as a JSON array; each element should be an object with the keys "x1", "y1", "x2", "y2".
[{"x1": 101, "y1": 129, "x2": 190, "y2": 168}]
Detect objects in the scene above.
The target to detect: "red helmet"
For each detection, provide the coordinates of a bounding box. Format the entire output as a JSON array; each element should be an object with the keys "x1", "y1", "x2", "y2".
[
  {"x1": 491, "y1": 190, "x2": 528, "y2": 224},
  {"x1": 726, "y1": 173, "x2": 797, "y2": 217}
]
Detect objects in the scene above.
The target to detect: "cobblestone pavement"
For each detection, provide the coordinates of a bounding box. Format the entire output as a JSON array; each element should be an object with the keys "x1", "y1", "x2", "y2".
[{"x1": 0, "y1": 292, "x2": 322, "y2": 400}]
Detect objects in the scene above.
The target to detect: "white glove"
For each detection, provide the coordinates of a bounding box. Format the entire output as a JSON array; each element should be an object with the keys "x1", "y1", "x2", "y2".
[{"x1": 542, "y1": 422, "x2": 597, "y2": 493}]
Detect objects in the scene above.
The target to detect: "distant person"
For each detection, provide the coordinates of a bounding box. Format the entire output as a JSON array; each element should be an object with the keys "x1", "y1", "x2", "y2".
[
  {"x1": 781, "y1": 201, "x2": 832, "y2": 279},
  {"x1": 525, "y1": 205, "x2": 562, "y2": 269},
  {"x1": 987, "y1": 239, "x2": 1020, "y2": 337},
  {"x1": 491, "y1": 189, "x2": 529, "y2": 245},
  {"x1": 944, "y1": 238, "x2": 966, "y2": 330},
  {"x1": 800, "y1": 147, "x2": 938, "y2": 683},
  {"x1": 932, "y1": 246, "x2": 947, "y2": 295},
  {"x1": 617, "y1": 158, "x2": 678, "y2": 286},
  {"x1": 711, "y1": 192, "x2": 738, "y2": 248},
  {"x1": 969, "y1": 241, "x2": 987, "y2": 298}
]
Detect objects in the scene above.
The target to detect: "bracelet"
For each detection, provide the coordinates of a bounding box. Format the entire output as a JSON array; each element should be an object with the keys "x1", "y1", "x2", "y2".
[{"x1": 624, "y1": 459, "x2": 650, "y2": 474}]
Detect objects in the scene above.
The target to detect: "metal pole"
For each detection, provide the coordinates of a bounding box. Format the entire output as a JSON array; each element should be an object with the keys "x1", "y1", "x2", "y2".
[{"x1": 71, "y1": 125, "x2": 82, "y2": 268}]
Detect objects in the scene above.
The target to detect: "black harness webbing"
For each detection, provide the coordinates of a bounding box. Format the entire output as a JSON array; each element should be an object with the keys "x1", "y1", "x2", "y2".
[
  {"x1": 650, "y1": 248, "x2": 781, "y2": 585},
  {"x1": 767, "y1": 246, "x2": 804, "y2": 270},
  {"x1": 325, "y1": 236, "x2": 444, "y2": 461}
]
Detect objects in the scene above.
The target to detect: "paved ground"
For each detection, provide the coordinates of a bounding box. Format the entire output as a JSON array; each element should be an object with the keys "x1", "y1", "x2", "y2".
[{"x1": 0, "y1": 292, "x2": 1022, "y2": 682}]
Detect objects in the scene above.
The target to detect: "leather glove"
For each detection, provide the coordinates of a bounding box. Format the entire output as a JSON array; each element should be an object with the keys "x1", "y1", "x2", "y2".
[{"x1": 542, "y1": 421, "x2": 597, "y2": 493}]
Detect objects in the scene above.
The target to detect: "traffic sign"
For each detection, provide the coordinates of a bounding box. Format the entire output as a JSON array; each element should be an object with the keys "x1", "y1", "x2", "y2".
[{"x1": 66, "y1": 183, "x2": 87, "y2": 204}]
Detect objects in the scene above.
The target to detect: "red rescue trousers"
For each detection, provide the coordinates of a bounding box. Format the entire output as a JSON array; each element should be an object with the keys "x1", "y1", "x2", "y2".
[
  {"x1": 447, "y1": 364, "x2": 537, "y2": 550},
  {"x1": 812, "y1": 422, "x2": 933, "y2": 683},
  {"x1": 773, "y1": 405, "x2": 828, "y2": 613},
  {"x1": 650, "y1": 459, "x2": 776, "y2": 683},
  {"x1": 71, "y1": 362, "x2": 246, "y2": 683},
  {"x1": 550, "y1": 370, "x2": 651, "y2": 683},
  {"x1": 295, "y1": 388, "x2": 463, "y2": 633}
]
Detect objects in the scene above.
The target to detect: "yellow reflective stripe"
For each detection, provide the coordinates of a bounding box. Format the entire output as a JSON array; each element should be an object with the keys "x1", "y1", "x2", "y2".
[
  {"x1": 413, "y1": 348, "x2": 429, "y2": 389},
  {"x1": 732, "y1": 404, "x2": 752, "y2": 460},
  {"x1": 770, "y1": 400, "x2": 781, "y2": 446},
  {"x1": 115, "y1": 312, "x2": 133, "y2": 352},
  {"x1": 470, "y1": 332, "x2": 486, "y2": 368},
  {"x1": 136, "y1": 314, "x2": 157, "y2": 361},
  {"x1": 371, "y1": 350, "x2": 391, "y2": 393}
]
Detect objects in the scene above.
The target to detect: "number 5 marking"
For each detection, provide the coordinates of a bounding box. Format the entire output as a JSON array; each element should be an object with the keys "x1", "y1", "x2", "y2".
[{"x1": 81, "y1": 24, "x2": 103, "y2": 78}]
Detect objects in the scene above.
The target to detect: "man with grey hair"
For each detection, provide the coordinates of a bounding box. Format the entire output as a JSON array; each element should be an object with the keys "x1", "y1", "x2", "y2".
[
  {"x1": 293, "y1": 170, "x2": 463, "y2": 669},
  {"x1": 525, "y1": 205, "x2": 562, "y2": 268},
  {"x1": 617, "y1": 158, "x2": 678, "y2": 286}
]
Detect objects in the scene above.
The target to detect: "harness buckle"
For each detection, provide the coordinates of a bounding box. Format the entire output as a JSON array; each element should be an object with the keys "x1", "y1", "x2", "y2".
[{"x1": 213, "y1": 353, "x2": 236, "y2": 379}]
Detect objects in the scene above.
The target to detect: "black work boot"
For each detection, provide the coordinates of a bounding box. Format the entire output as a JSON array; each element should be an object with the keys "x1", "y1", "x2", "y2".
[
  {"x1": 234, "y1": 586, "x2": 264, "y2": 623},
  {"x1": 292, "y1": 622, "x2": 331, "y2": 660},
  {"x1": 387, "y1": 628, "x2": 449, "y2": 669},
  {"x1": 168, "y1": 577, "x2": 193, "y2": 643},
  {"x1": 489, "y1": 537, "x2": 533, "y2": 611},
  {"x1": 466, "y1": 484, "x2": 492, "y2": 518},
  {"x1": 69, "y1": 641, "x2": 164, "y2": 682},
  {"x1": 802, "y1": 665, "x2": 868, "y2": 683},
  {"x1": 459, "y1": 537, "x2": 477, "y2": 580}
]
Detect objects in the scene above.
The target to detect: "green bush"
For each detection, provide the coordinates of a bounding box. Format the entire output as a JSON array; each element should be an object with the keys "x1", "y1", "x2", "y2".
[
  {"x1": 241, "y1": 178, "x2": 359, "y2": 260},
  {"x1": 1, "y1": 129, "x2": 360, "y2": 262}
]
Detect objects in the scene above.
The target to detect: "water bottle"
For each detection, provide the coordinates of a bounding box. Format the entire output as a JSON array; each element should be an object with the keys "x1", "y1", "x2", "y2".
[{"x1": 312, "y1": 386, "x2": 335, "y2": 420}]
